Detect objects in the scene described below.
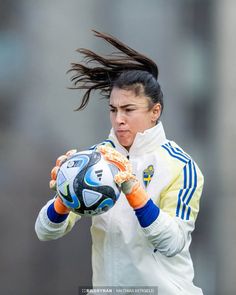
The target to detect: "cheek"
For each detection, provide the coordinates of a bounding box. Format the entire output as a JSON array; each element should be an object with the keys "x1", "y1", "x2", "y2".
[
  {"x1": 131, "y1": 115, "x2": 153, "y2": 132},
  {"x1": 109, "y1": 113, "x2": 115, "y2": 126}
]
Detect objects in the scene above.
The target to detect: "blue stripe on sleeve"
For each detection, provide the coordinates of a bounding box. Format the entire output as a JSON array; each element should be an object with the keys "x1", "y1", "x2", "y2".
[
  {"x1": 47, "y1": 202, "x2": 69, "y2": 223},
  {"x1": 167, "y1": 143, "x2": 191, "y2": 162},
  {"x1": 135, "y1": 199, "x2": 160, "y2": 228},
  {"x1": 186, "y1": 162, "x2": 197, "y2": 205},
  {"x1": 176, "y1": 161, "x2": 198, "y2": 220},
  {"x1": 176, "y1": 165, "x2": 187, "y2": 217},
  {"x1": 162, "y1": 142, "x2": 198, "y2": 221},
  {"x1": 162, "y1": 144, "x2": 188, "y2": 163},
  {"x1": 186, "y1": 206, "x2": 191, "y2": 220},
  {"x1": 180, "y1": 161, "x2": 192, "y2": 218}
]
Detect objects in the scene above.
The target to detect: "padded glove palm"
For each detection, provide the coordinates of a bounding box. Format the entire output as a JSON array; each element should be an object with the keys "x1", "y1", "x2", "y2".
[{"x1": 98, "y1": 146, "x2": 149, "y2": 209}]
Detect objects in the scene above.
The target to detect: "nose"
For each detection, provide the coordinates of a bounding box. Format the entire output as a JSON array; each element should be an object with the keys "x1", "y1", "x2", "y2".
[{"x1": 115, "y1": 110, "x2": 125, "y2": 124}]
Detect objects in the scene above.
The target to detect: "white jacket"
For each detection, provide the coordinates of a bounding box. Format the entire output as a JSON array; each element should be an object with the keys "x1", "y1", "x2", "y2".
[{"x1": 35, "y1": 122, "x2": 204, "y2": 295}]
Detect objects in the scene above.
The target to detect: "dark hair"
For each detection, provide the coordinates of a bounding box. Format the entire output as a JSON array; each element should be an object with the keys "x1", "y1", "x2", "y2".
[{"x1": 68, "y1": 30, "x2": 163, "y2": 112}]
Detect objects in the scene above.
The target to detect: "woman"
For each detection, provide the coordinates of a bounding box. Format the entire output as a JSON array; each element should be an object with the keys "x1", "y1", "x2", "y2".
[{"x1": 35, "y1": 31, "x2": 204, "y2": 294}]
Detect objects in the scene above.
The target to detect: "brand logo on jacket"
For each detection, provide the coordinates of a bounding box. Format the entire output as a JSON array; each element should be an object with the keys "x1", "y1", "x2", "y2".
[{"x1": 143, "y1": 165, "x2": 154, "y2": 188}]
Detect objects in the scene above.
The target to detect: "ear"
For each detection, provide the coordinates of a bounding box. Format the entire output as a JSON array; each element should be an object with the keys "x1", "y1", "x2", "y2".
[{"x1": 151, "y1": 103, "x2": 162, "y2": 122}]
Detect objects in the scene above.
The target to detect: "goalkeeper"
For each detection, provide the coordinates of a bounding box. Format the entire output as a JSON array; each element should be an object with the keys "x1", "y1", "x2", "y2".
[{"x1": 35, "y1": 31, "x2": 204, "y2": 295}]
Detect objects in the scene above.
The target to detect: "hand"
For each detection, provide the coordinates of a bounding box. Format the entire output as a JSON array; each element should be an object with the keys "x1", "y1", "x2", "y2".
[
  {"x1": 50, "y1": 149, "x2": 77, "y2": 190},
  {"x1": 50, "y1": 149, "x2": 77, "y2": 214},
  {"x1": 98, "y1": 146, "x2": 149, "y2": 209}
]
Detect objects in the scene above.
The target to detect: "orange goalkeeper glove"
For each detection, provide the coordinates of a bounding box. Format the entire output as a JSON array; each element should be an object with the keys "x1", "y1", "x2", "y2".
[
  {"x1": 98, "y1": 146, "x2": 149, "y2": 209},
  {"x1": 49, "y1": 149, "x2": 77, "y2": 214}
]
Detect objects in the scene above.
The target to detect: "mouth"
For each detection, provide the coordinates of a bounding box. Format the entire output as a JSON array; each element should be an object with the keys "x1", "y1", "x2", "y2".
[{"x1": 116, "y1": 130, "x2": 129, "y2": 134}]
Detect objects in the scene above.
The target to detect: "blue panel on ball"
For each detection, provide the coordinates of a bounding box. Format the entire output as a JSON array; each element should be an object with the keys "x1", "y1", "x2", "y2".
[
  {"x1": 58, "y1": 183, "x2": 80, "y2": 209},
  {"x1": 97, "y1": 198, "x2": 114, "y2": 211},
  {"x1": 63, "y1": 194, "x2": 80, "y2": 209},
  {"x1": 82, "y1": 189, "x2": 102, "y2": 207},
  {"x1": 84, "y1": 166, "x2": 101, "y2": 186},
  {"x1": 57, "y1": 170, "x2": 67, "y2": 186}
]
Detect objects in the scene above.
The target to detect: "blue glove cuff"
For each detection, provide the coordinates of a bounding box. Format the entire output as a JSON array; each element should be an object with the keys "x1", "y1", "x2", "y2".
[
  {"x1": 47, "y1": 202, "x2": 69, "y2": 223},
  {"x1": 135, "y1": 199, "x2": 160, "y2": 228}
]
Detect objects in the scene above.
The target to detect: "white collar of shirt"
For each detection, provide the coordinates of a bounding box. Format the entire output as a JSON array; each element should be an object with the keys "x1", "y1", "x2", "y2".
[{"x1": 108, "y1": 121, "x2": 167, "y2": 157}]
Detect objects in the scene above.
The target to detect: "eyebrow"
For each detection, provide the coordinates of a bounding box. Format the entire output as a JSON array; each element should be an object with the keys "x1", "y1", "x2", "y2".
[{"x1": 109, "y1": 103, "x2": 137, "y2": 109}]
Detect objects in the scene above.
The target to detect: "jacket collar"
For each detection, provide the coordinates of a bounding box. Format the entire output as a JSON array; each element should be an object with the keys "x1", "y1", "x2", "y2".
[{"x1": 108, "y1": 122, "x2": 167, "y2": 157}]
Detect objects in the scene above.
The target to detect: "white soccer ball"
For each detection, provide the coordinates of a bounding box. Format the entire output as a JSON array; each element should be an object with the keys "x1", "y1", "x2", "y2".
[{"x1": 56, "y1": 149, "x2": 121, "y2": 216}]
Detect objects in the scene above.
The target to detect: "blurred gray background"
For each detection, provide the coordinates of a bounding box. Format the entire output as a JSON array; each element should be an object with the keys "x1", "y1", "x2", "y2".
[{"x1": 0, "y1": 0, "x2": 235, "y2": 294}]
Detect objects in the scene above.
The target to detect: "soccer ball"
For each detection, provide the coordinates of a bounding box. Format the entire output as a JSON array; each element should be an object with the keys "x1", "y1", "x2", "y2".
[{"x1": 56, "y1": 149, "x2": 121, "y2": 216}]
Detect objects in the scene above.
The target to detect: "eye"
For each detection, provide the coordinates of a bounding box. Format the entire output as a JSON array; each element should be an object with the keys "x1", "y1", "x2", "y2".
[
  {"x1": 125, "y1": 108, "x2": 135, "y2": 112},
  {"x1": 109, "y1": 108, "x2": 116, "y2": 113}
]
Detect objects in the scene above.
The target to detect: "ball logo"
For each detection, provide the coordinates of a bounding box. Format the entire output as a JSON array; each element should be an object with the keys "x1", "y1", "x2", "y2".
[
  {"x1": 67, "y1": 160, "x2": 76, "y2": 168},
  {"x1": 84, "y1": 167, "x2": 103, "y2": 186},
  {"x1": 66, "y1": 155, "x2": 90, "y2": 170},
  {"x1": 95, "y1": 169, "x2": 103, "y2": 181}
]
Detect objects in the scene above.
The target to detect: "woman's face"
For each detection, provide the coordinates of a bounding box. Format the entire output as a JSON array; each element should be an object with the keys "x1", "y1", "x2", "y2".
[{"x1": 109, "y1": 87, "x2": 161, "y2": 150}]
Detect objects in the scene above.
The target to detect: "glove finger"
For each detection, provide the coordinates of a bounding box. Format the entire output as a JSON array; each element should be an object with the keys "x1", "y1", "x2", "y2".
[
  {"x1": 51, "y1": 166, "x2": 59, "y2": 181},
  {"x1": 114, "y1": 171, "x2": 136, "y2": 185},
  {"x1": 49, "y1": 179, "x2": 57, "y2": 191},
  {"x1": 98, "y1": 146, "x2": 131, "y2": 172},
  {"x1": 56, "y1": 155, "x2": 68, "y2": 166},
  {"x1": 66, "y1": 149, "x2": 77, "y2": 157}
]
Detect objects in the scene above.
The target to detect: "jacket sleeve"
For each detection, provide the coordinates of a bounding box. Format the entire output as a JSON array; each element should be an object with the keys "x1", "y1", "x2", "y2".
[
  {"x1": 35, "y1": 199, "x2": 81, "y2": 241},
  {"x1": 142, "y1": 159, "x2": 204, "y2": 257}
]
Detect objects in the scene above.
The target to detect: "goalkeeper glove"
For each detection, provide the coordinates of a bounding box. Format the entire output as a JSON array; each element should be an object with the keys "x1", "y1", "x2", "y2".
[
  {"x1": 98, "y1": 146, "x2": 160, "y2": 227},
  {"x1": 98, "y1": 145, "x2": 149, "y2": 209},
  {"x1": 49, "y1": 149, "x2": 77, "y2": 215}
]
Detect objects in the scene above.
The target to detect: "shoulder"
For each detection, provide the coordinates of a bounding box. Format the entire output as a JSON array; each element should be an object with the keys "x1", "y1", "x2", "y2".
[
  {"x1": 160, "y1": 141, "x2": 192, "y2": 164},
  {"x1": 159, "y1": 141, "x2": 204, "y2": 180},
  {"x1": 156, "y1": 141, "x2": 190, "y2": 177}
]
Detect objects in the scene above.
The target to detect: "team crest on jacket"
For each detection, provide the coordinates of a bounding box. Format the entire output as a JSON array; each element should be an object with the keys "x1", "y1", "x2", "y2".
[{"x1": 143, "y1": 165, "x2": 154, "y2": 188}]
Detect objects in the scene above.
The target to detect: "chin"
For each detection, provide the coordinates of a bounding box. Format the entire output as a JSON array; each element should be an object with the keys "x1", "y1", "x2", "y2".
[
  {"x1": 116, "y1": 134, "x2": 134, "y2": 150},
  {"x1": 119, "y1": 140, "x2": 132, "y2": 150}
]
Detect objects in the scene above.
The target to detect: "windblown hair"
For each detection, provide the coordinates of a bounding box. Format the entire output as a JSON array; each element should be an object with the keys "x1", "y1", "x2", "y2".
[{"x1": 68, "y1": 30, "x2": 163, "y2": 111}]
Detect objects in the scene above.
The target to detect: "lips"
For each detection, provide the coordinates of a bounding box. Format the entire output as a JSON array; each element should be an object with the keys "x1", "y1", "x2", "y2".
[
  {"x1": 116, "y1": 130, "x2": 129, "y2": 134},
  {"x1": 115, "y1": 130, "x2": 132, "y2": 148}
]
